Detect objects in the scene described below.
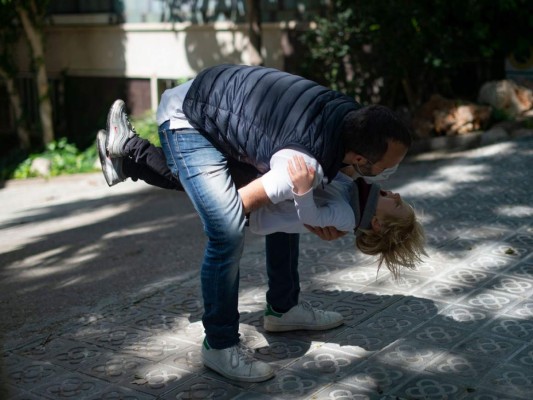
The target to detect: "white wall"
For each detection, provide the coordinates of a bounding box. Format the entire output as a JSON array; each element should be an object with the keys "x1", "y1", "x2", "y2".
[{"x1": 16, "y1": 22, "x2": 287, "y2": 80}]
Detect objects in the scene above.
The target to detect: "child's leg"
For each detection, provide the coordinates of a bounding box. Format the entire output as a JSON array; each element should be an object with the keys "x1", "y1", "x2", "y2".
[
  {"x1": 124, "y1": 136, "x2": 261, "y2": 190},
  {"x1": 124, "y1": 136, "x2": 180, "y2": 186},
  {"x1": 97, "y1": 129, "x2": 183, "y2": 190},
  {"x1": 122, "y1": 157, "x2": 183, "y2": 190},
  {"x1": 97, "y1": 129, "x2": 126, "y2": 187},
  {"x1": 100, "y1": 129, "x2": 261, "y2": 191}
]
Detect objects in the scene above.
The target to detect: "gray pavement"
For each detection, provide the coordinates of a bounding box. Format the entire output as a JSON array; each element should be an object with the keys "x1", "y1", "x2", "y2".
[{"x1": 1, "y1": 136, "x2": 533, "y2": 399}]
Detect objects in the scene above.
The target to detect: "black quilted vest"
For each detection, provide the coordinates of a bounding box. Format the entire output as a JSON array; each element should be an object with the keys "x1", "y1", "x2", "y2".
[{"x1": 183, "y1": 64, "x2": 360, "y2": 181}]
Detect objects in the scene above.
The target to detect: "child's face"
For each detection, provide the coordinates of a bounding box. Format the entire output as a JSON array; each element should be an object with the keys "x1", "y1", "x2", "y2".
[{"x1": 375, "y1": 190, "x2": 411, "y2": 220}]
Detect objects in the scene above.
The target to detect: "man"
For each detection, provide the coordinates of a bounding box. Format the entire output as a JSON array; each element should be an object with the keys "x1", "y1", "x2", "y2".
[{"x1": 104, "y1": 64, "x2": 411, "y2": 382}]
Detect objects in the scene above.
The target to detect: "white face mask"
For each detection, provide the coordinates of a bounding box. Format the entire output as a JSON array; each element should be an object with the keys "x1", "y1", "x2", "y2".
[
  {"x1": 353, "y1": 163, "x2": 398, "y2": 182},
  {"x1": 364, "y1": 164, "x2": 398, "y2": 182}
]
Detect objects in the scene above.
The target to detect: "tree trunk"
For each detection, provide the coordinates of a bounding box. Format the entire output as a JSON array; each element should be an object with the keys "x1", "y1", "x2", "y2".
[
  {"x1": 245, "y1": 0, "x2": 263, "y2": 66},
  {"x1": 0, "y1": 68, "x2": 31, "y2": 150},
  {"x1": 17, "y1": 3, "x2": 54, "y2": 145}
]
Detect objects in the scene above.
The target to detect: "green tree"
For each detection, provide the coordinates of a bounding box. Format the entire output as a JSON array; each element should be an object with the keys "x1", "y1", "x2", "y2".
[
  {"x1": 301, "y1": 0, "x2": 533, "y2": 110},
  {"x1": 0, "y1": 1, "x2": 30, "y2": 150},
  {"x1": 1, "y1": 0, "x2": 53, "y2": 147}
]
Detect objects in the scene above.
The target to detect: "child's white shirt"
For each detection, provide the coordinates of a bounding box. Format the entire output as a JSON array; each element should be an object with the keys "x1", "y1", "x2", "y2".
[{"x1": 249, "y1": 172, "x2": 355, "y2": 235}]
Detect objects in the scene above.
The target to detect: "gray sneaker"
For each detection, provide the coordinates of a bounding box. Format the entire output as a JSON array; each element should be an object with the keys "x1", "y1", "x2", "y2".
[
  {"x1": 97, "y1": 129, "x2": 126, "y2": 186},
  {"x1": 106, "y1": 99, "x2": 137, "y2": 157},
  {"x1": 201, "y1": 338, "x2": 274, "y2": 383},
  {"x1": 263, "y1": 301, "x2": 344, "y2": 332}
]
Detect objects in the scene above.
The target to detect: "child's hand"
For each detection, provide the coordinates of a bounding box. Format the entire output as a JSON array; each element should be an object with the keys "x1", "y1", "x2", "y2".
[{"x1": 288, "y1": 155, "x2": 315, "y2": 195}]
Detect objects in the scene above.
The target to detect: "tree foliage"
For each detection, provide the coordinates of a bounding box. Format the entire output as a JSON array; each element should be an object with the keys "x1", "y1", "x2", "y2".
[
  {"x1": 0, "y1": 1, "x2": 20, "y2": 76},
  {"x1": 0, "y1": 0, "x2": 53, "y2": 149},
  {"x1": 300, "y1": 0, "x2": 533, "y2": 110},
  {"x1": 0, "y1": 0, "x2": 31, "y2": 149}
]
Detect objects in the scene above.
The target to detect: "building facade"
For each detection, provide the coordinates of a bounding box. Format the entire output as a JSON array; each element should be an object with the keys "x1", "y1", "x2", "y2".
[{"x1": 3, "y1": 0, "x2": 325, "y2": 148}]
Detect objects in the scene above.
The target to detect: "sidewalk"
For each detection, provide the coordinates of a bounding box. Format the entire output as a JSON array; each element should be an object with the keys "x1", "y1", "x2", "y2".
[{"x1": 1, "y1": 136, "x2": 533, "y2": 399}]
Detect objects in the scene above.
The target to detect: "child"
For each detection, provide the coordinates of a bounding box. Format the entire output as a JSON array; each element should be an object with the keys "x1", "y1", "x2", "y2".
[
  {"x1": 249, "y1": 155, "x2": 425, "y2": 279},
  {"x1": 97, "y1": 129, "x2": 425, "y2": 279}
]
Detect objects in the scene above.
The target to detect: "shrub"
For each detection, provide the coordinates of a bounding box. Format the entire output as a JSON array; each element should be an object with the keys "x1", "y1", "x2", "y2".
[
  {"x1": 1, "y1": 112, "x2": 161, "y2": 181},
  {"x1": 10, "y1": 138, "x2": 98, "y2": 179},
  {"x1": 132, "y1": 112, "x2": 160, "y2": 147}
]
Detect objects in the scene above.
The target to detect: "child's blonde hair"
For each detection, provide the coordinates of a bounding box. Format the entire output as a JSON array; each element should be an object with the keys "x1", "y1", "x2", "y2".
[{"x1": 356, "y1": 202, "x2": 426, "y2": 280}]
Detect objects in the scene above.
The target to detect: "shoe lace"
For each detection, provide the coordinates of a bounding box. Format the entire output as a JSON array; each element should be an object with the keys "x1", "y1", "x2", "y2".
[
  {"x1": 122, "y1": 112, "x2": 136, "y2": 135},
  {"x1": 126, "y1": 116, "x2": 137, "y2": 134},
  {"x1": 230, "y1": 343, "x2": 255, "y2": 366}
]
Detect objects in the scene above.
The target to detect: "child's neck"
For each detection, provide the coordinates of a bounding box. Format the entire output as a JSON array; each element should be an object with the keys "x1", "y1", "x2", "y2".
[{"x1": 352, "y1": 178, "x2": 379, "y2": 233}]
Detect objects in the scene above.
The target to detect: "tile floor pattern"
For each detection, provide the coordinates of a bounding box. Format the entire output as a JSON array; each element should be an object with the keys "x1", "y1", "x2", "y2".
[{"x1": 3, "y1": 137, "x2": 533, "y2": 399}]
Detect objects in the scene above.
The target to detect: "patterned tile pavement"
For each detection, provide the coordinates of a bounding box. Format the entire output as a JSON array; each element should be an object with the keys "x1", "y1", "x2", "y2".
[{"x1": 2, "y1": 136, "x2": 533, "y2": 399}]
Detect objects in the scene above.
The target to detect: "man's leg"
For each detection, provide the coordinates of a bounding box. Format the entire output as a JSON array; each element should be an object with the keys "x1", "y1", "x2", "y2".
[
  {"x1": 160, "y1": 127, "x2": 243, "y2": 347},
  {"x1": 265, "y1": 232, "x2": 300, "y2": 312},
  {"x1": 159, "y1": 125, "x2": 273, "y2": 382},
  {"x1": 264, "y1": 232, "x2": 344, "y2": 332}
]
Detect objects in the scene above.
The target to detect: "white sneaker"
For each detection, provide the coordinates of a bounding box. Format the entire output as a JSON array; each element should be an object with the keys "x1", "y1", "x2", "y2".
[
  {"x1": 106, "y1": 99, "x2": 137, "y2": 157},
  {"x1": 96, "y1": 129, "x2": 126, "y2": 186},
  {"x1": 263, "y1": 301, "x2": 344, "y2": 332},
  {"x1": 201, "y1": 338, "x2": 274, "y2": 383}
]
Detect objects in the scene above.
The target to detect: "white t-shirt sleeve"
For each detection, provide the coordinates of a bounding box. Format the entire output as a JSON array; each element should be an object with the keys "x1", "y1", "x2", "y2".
[{"x1": 260, "y1": 148, "x2": 325, "y2": 204}]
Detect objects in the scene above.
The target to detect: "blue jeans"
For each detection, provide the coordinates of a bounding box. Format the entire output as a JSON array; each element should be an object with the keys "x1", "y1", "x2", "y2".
[{"x1": 159, "y1": 123, "x2": 245, "y2": 349}]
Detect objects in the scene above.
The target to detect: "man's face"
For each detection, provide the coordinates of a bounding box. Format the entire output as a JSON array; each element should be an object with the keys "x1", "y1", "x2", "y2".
[
  {"x1": 345, "y1": 140, "x2": 408, "y2": 177},
  {"x1": 366, "y1": 140, "x2": 407, "y2": 176}
]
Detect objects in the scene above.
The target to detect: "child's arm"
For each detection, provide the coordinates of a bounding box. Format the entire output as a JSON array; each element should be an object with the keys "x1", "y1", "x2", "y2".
[{"x1": 288, "y1": 156, "x2": 354, "y2": 232}]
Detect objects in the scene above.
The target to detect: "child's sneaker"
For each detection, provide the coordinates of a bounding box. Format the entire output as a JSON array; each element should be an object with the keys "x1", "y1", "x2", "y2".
[
  {"x1": 201, "y1": 338, "x2": 274, "y2": 382},
  {"x1": 97, "y1": 129, "x2": 126, "y2": 186},
  {"x1": 106, "y1": 99, "x2": 137, "y2": 157},
  {"x1": 263, "y1": 301, "x2": 344, "y2": 332}
]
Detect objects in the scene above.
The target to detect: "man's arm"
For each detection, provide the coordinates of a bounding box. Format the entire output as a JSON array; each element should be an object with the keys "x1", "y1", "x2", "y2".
[
  {"x1": 304, "y1": 225, "x2": 347, "y2": 240},
  {"x1": 238, "y1": 178, "x2": 271, "y2": 214},
  {"x1": 239, "y1": 149, "x2": 322, "y2": 214}
]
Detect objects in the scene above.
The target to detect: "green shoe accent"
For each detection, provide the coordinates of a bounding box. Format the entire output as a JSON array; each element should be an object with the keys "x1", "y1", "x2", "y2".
[
  {"x1": 203, "y1": 337, "x2": 211, "y2": 350},
  {"x1": 265, "y1": 304, "x2": 284, "y2": 318}
]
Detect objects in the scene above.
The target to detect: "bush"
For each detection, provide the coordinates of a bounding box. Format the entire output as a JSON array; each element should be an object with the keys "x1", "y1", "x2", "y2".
[
  {"x1": 9, "y1": 138, "x2": 98, "y2": 179},
  {"x1": 132, "y1": 112, "x2": 160, "y2": 147},
  {"x1": 0, "y1": 112, "x2": 161, "y2": 181}
]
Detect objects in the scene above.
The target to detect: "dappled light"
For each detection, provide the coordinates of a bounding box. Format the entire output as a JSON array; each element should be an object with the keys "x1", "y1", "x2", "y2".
[
  {"x1": 496, "y1": 205, "x2": 533, "y2": 218},
  {"x1": 2, "y1": 136, "x2": 533, "y2": 398},
  {"x1": 2, "y1": 0, "x2": 533, "y2": 397}
]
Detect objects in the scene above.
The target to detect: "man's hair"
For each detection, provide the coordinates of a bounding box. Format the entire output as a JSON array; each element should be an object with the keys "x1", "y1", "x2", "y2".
[
  {"x1": 356, "y1": 202, "x2": 426, "y2": 280},
  {"x1": 342, "y1": 105, "x2": 412, "y2": 163}
]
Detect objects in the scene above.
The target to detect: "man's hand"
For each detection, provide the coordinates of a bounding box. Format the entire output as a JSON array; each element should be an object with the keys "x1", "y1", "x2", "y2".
[
  {"x1": 305, "y1": 225, "x2": 347, "y2": 241},
  {"x1": 288, "y1": 155, "x2": 315, "y2": 195}
]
